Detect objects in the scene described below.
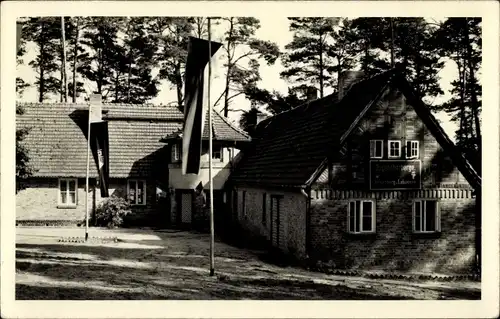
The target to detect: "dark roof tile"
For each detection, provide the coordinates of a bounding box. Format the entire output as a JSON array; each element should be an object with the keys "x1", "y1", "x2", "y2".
[
  {"x1": 162, "y1": 109, "x2": 250, "y2": 142},
  {"x1": 17, "y1": 102, "x2": 183, "y2": 178},
  {"x1": 230, "y1": 69, "x2": 481, "y2": 191}
]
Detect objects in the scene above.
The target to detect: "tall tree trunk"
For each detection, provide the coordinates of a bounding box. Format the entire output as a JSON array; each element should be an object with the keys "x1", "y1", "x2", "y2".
[
  {"x1": 126, "y1": 23, "x2": 132, "y2": 102},
  {"x1": 463, "y1": 18, "x2": 482, "y2": 159},
  {"x1": 319, "y1": 33, "x2": 324, "y2": 98},
  {"x1": 223, "y1": 18, "x2": 234, "y2": 117},
  {"x1": 39, "y1": 59, "x2": 44, "y2": 102},
  {"x1": 362, "y1": 37, "x2": 369, "y2": 74},
  {"x1": 97, "y1": 47, "x2": 103, "y2": 94},
  {"x1": 390, "y1": 18, "x2": 395, "y2": 68},
  {"x1": 61, "y1": 17, "x2": 68, "y2": 102},
  {"x1": 458, "y1": 59, "x2": 467, "y2": 143},
  {"x1": 126, "y1": 60, "x2": 132, "y2": 102},
  {"x1": 115, "y1": 72, "x2": 119, "y2": 102},
  {"x1": 337, "y1": 56, "x2": 341, "y2": 91},
  {"x1": 175, "y1": 61, "x2": 183, "y2": 108},
  {"x1": 59, "y1": 54, "x2": 64, "y2": 102},
  {"x1": 196, "y1": 17, "x2": 204, "y2": 38},
  {"x1": 72, "y1": 17, "x2": 80, "y2": 102},
  {"x1": 39, "y1": 22, "x2": 46, "y2": 102}
]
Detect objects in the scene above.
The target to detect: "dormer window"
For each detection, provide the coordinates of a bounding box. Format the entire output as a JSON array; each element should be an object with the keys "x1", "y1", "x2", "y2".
[
  {"x1": 388, "y1": 140, "x2": 401, "y2": 158},
  {"x1": 369, "y1": 140, "x2": 383, "y2": 159}
]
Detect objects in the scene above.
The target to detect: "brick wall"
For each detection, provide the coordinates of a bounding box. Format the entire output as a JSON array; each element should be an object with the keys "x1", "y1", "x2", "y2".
[
  {"x1": 309, "y1": 189, "x2": 477, "y2": 274},
  {"x1": 234, "y1": 186, "x2": 307, "y2": 257},
  {"x1": 326, "y1": 86, "x2": 470, "y2": 190},
  {"x1": 17, "y1": 177, "x2": 164, "y2": 227},
  {"x1": 16, "y1": 178, "x2": 92, "y2": 222}
]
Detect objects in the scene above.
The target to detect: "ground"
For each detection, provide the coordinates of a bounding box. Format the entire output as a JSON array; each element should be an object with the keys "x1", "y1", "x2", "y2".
[{"x1": 16, "y1": 227, "x2": 480, "y2": 300}]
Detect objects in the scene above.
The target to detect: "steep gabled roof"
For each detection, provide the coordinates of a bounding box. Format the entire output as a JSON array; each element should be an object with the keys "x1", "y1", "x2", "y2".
[
  {"x1": 230, "y1": 70, "x2": 395, "y2": 188},
  {"x1": 17, "y1": 102, "x2": 184, "y2": 178},
  {"x1": 160, "y1": 108, "x2": 251, "y2": 143},
  {"x1": 230, "y1": 69, "x2": 481, "y2": 191}
]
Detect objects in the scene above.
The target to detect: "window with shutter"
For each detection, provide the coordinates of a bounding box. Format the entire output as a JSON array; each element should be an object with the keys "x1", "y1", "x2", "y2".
[
  {"x1": 370, "y1": 140, "x2": 383, "y2": 159},
  {"x1": 406, "y1": 140, "x2": 419, "y2": 159}
]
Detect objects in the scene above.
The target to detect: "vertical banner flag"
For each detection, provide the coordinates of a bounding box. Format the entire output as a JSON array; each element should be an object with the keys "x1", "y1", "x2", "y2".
[
  {"x1": 90, "y1": 121, "x2": 110, "y2": 197},
  {"x1": 89, "y1": 95, "x2": 109, "y2": 197},
  {"x1": 182, "y1": 37, "x2": 222, "y2": 175}
]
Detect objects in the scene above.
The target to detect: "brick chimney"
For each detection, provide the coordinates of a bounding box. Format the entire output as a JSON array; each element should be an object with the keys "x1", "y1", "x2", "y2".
[
  {"x1": 305, "y1": 87, "x2": 318, "y2": 101},
  {"x1": 338, "y1": 71, "x2": 365, "y2": 99},
  {"x1": 256, "y1": 111, "x2": 268, "y2": 126}
]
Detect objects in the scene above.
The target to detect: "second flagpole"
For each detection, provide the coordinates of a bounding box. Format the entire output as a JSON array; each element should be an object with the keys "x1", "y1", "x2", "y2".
[{"x1": 208, "y1": 17, "x2": 215, "y2": 276}]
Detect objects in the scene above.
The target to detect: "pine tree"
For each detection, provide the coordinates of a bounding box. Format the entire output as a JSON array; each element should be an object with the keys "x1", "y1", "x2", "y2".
[
  {"x1": 281, "y1": 17, "x2": 339, "y2": 98},
  {"x1": 67, "y1": 17, "x2": 86, "y2": 102},
  {"x1": 350, "y1": 18, "x2": 388, "y2": 76},
  {"x1": 16, "y1": 19, "x2": 30, "y2": 98},
  {"x1": 16, "y1": 104, "x2": 34, "y2": 192},
  {"x1": 152, "y1": 17, "x2": 193, "y2": 108},
  {"x1": 78, "y1": 17, "x2": 126, "y2": 100},
  {"x1": 326, "y1": 18, "x2": 360, "y2": 88},
  {"x1": 23, "y1": 17, "x2": 62, "y2": 102},
  {"x1": 120, "y1": 17, "x2": 160, "y2": 103},
  {"x1": 433, "y1": 18, "x2": 481, "y2": 170},
  {"x1": 243, "y1": 86, "x2": 303, "y2": 115},
  {"x1": 217, "y1": 17, "x2": 280, "y2": 117}
]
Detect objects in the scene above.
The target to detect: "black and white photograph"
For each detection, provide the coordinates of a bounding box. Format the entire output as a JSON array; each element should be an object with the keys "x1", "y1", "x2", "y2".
[{"x1": 1, "y1": 1, "x2": 499, "y2": 318}]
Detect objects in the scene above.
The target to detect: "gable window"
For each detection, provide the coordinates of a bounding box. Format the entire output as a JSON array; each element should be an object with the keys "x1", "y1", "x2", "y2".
[
  {"x1": 413, "y1": 200, "x2": 440, "y2": 233},
  {"x1": 370, "y1": 140, "x2": 383, "y2": 159},
  {"x1": 348, "y1": 200, "x2": 375, "y2": 234},
  {"x1": 212, "y1": 145, "x2": 222, "y2": 161},
  {"x1": 59, "y1": 178, "x2": 77, "y2": 207},
  {"x1": 128, "y1": 180, "x2": 146, "y2": 205},
  {"x1": 388, "y1": 140, "x2": 401, "y2": 158},
  {"x1": 172, "y1": 144, "x2": 180, "y2": 162},
  {"x1": 262, "y1": 193, "x2": 267, "y2": 225},
  {"x1": 406, "y1": 140, "x2": 419, "y2": 159}
]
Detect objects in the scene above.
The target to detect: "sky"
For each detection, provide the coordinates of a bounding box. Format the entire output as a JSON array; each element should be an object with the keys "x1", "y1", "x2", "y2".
[{"x1": 17, "y1": 16, "x2": 460, "y2": 139}]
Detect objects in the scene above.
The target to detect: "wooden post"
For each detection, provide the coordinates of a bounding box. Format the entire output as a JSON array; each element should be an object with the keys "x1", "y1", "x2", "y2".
[{"x1": 208, "y1": 17, "x2": 215, "y2": 277}]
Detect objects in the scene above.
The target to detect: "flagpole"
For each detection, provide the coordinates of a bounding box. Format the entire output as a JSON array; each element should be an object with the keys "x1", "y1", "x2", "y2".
[
  {"x1": 85, "y1": 104, "x2": 91, "y2": 242},
  {"x1": 208, "y1": 17, "x2": 215, "y2": 277}
]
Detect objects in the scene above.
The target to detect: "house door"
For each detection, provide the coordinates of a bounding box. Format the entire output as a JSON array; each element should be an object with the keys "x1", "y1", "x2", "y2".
[
  {"x1": 270, "y1": 196, "x2": 281, "y2": 248},
  {"x1": 180, "y1": 192, "x2": 192, "y2": 223}
]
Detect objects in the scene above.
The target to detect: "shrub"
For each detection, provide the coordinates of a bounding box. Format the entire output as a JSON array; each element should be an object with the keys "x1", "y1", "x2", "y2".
[{"x1": 94, "y1": 196, "x2": 131, "y2": 228}]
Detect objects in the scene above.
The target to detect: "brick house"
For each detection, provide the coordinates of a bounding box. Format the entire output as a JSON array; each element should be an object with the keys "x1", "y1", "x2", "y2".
[
  {"x1": 16, "y1": 102, "x2": 249, "y2": 228},
  {"x1": 161, "y1": 110, "x2": 250, "y2": 229},
  {"x1": 229, "y1": 69, "x2": 481, "y2": 275}
]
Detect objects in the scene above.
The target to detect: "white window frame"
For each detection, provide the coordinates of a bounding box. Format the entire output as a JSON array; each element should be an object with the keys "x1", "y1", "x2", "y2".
[
  {"x1": 212, "y1": 145, "x2": 223, "y2": 162},
  {"x1": 370, "y1": 140, "x2": 384, "y2": 159},
  {"x1": 413, "y1": 200, "x2": 440, "y2": 233},
  {"x1": 172, "y1": 144, "x2": 180, "y2": 162},
  {"x1": 127, "y1": 179, "x2": 147, "y2": 206},
  {"x1": 347, "y1": 200, "x2": 376, "y2": 234},
  {"x1": 406, "y1": 140, "x2": 419, "y2": 159},
  {"x1": 58, "y1": 178, "x2": 78, "y2": 207},
  {"x1": 388, "y1": 140, "x2": 401, "y2": 159}
]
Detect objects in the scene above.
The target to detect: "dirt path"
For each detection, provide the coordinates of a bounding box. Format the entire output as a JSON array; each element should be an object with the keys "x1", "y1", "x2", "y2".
[{"x1": 15, "y1": 227, "x2": 480, "y2": 300}]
